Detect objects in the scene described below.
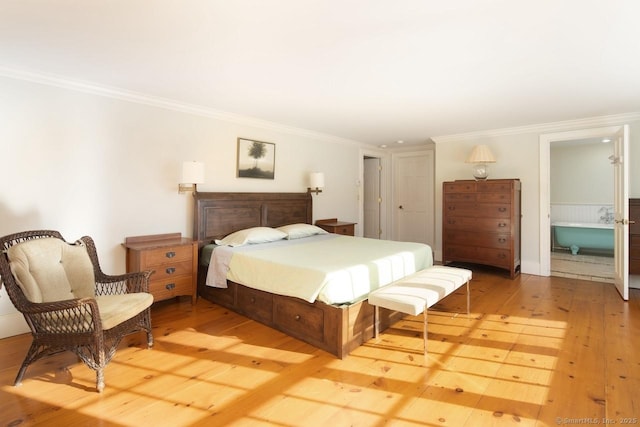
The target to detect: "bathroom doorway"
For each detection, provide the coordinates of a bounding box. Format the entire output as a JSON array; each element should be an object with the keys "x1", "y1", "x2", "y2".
[{"x1": 549, "y1": 137, "x2": 615, "y2": 283}]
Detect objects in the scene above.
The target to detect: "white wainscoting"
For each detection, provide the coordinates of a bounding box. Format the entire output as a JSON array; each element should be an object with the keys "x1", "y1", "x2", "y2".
[{"x1": 550, "y1": 203, "x2": 614, "y2": 224}]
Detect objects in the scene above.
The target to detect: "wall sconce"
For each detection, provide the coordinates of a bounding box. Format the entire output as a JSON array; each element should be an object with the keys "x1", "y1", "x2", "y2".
[
  {"x1": 178, "y1": 161, "x2": 204, "y2": 194},
  {"x1": 307, "y1": 172, "x2": 324, "y2": 195},
  {"x1": 465, "y1": 145, "x2": 496, "y2": 180}
]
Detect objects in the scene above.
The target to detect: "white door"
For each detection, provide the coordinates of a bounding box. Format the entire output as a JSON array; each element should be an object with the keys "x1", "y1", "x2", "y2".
[
  {"x1": 613, "y1": 125, "x2": 630, "y2": 300},
  {"x1": 393, "y1": 151, "x2": 435, "y2": 245},
  {"x1": 363, "y1": 158, "x2": 381, "y2": 238}
]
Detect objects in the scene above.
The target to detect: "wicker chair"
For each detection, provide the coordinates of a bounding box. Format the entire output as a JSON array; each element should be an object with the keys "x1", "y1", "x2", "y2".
[{"x1": 0, "y1": 230, "x2": 154, "y2": 392}]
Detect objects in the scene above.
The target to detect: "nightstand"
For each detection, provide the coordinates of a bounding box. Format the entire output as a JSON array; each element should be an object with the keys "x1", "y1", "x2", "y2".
[
  {"x1": 124, "y1": 233, "x2": 198, "y2": 304},
  {"x1": 315, "y1": 218, "x2": 356, "y2": 236}
]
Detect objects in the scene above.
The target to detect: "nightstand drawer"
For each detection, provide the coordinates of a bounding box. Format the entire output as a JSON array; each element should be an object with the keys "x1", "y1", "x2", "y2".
[
  {"x1": 149, "y1": 260, "x2": 193, "y2": 280},
  {"x1": 334, "y1": 224, "x2": 355, "y2": 236},
  {"x1": 149, "y1": 275, "x2": 194, "y2": 301},
  {"x1": 140, "y1": 245, "x2": 193, "y2": 267},
  {"x1": 315, "y1": 219, "x2": 356, "y2": 236}
]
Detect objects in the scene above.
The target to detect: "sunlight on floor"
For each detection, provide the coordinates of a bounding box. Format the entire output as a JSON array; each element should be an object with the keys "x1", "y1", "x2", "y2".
[{"x1": 1, "y1": 303, "x2": 571, "y2": 426}]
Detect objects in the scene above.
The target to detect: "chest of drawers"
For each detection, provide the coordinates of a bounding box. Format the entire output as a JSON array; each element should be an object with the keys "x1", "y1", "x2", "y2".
[
  {"x1": 124, "y1": 233, "x2": 197, "y2": 304},
  {"x1": 442, "y1": 179, "x2": 521, "y2": 278}
]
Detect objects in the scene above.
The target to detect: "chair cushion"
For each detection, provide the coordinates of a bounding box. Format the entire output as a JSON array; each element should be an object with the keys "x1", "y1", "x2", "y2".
[
  {"x1": 96, "y1": 293, "x2": 154, "y2": 330},
  {"x1": 7, "y1": 237, "x2": 96, "y2": 303}
]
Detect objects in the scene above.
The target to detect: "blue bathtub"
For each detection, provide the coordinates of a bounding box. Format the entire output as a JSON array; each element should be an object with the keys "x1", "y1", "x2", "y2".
[{"x1": 552, "y1": 221, "x2": 614, "y2": 255}]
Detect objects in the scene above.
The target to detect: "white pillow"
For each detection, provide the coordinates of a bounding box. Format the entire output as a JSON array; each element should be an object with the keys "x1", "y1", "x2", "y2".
[
  {"x1": 277, "y1": 223, "x2": 328, "y2": 240},
  {"x1": 214, "y1": 227, "x2": 287, "y2": 247}
]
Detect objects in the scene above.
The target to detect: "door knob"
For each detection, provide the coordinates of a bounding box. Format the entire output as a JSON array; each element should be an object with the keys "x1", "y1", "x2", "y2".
[{"x1": 399, "y1": 205, "x2": 404, "y2": 209}]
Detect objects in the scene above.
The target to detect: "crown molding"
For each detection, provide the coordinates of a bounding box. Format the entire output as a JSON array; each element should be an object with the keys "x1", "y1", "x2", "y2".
[
  {"x1": 0, "y1": 65, "x2": 365, "y2": 148},
  {"x1": 431, "y1": 112, "x2": 640, "y2": 144}
]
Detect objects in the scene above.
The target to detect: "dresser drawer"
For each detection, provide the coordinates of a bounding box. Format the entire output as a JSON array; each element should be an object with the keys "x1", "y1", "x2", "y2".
[
  {"x1": 444, "y1": 201, "x2": 477, "y2": 217},
  {"x1": 443, "y1": 231, "x2": 511, "y2": 249},
  {"x1": 140, "y1": 245, "x2": 193, "y2": 267},
  {"x1": 274, "y1": 298, "x2": 324, "y2": 343},
  {"x1": 443, "y1": 182, "x2": 476, "y2": 193},
  {"x1": 477, "y1": 181, "x2": 514, "y2": 193},
  {"x1": 445, "y1": 245, "x2": 513, "y2": 269},
  {"x1": 477, "y1": 192, "x2": 512, "y2": 203},
  {"x1": 444, "y1": 192, "x2": 476, "y2": 202},
  {"x1": 444, "y1": 202, "x2": 511, "y2": 219},
  {"x1": 476, "y1": 247, "x2": 515, "y2": 269},
  {"x1": 149, "y1": 275, "x2": 194, "y2": 301},
  {"x1": 444, "y1": 217, "x2": 511, "y2": 232}
]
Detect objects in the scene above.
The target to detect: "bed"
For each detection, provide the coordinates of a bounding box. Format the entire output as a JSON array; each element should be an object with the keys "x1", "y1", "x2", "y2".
[{"x1": 193, "y1": 192, "x2": 433, "y2": 358}]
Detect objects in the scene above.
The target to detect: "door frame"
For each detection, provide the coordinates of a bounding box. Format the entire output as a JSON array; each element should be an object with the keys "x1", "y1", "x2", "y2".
[{"x1": 539, "y1": 125, "x2": 625, "y2": 276}]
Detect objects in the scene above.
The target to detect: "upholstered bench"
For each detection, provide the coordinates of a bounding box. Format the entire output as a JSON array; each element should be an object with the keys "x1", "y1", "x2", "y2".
[{"x1": 368, "y1": 265, "x2": 472, "y2": 355}]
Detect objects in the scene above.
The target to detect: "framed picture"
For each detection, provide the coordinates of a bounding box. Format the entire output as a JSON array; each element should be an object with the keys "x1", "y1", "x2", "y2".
[{"x1": 236, "y1": 138, "x2": 276, "y2": 179}]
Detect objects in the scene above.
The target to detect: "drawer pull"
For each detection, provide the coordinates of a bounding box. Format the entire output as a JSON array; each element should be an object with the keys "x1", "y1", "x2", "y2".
[
  {"x1": 250, "y1": 297, "x2": 256, "y2": 303},
  {"x1": 165, "y1": 283, "x2": 176, "y2": 290},
  {"x1": 165, "y1": 251, "x2": 176, "y2": 258},
  {"x1": 498, "y1": 238, "x2": 507, "y2": 243},
  {"x1": 166, "y1": 267, "x2": 176, "y2": 274},
  {"x1": 498, "y1": 223, "x2": 507, "y2": 228},
  {"x1": 295, "y1": 315, "x2": 301, "y2": 321},
  {"x1": 448, "y1": 206, "x2": 456, "y2": 211},
  {"x1": 498, "y1": 207, "x2": 507, "y2": 212}
]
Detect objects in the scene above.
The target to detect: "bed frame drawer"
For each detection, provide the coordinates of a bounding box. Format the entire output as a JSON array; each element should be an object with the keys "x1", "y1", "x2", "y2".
[
  {"x1": 274, "y1": 298, "x2": 325, "y2": 344},
  {"x1": 237, "y1": 286, "x2": 273, "y2": 324}
]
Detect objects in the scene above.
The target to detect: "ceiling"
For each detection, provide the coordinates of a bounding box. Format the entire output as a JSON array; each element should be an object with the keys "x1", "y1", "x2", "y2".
[{"x1": 1, "y1": 1, "x2": 639, "y2": 146}]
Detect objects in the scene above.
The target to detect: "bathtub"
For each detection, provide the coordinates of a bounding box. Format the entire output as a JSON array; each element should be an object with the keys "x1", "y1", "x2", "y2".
[{"x1": 552, "y1": 221, "x2": 614, "y2": 255}]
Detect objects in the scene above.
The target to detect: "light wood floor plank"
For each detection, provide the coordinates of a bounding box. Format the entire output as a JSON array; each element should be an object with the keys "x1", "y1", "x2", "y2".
[{"x1": 1, "y1": 268, "x2": 638, "y2": 426}]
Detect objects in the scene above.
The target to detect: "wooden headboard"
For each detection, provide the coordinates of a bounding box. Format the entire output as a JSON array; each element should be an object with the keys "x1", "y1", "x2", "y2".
[{"x1": 193, "y1": 192, "x2": 313, "y2": 247}]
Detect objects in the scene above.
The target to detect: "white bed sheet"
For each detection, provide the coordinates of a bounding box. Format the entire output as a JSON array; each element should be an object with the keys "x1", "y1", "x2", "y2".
[{"x1": 205, "y1": 234, "x2": 432, "y2": 305}]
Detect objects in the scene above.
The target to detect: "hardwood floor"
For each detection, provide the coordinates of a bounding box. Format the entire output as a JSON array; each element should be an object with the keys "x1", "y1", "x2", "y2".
[{"x1": 1, "y1": 268, "x2": 638, "y2": 426}]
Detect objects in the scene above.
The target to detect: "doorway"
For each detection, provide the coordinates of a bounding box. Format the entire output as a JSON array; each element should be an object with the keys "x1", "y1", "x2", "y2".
[
  {"x1": 539, "y1": 125, "x2": 630, "y2": 300},
  {"x1": 359, "y1": 150, "x2": 389, "y2": 240},
  {"x1": 549, "y1": 137, "x2": 615, "y2": 282},
  {"x1": 363, "y1": 156, "x2": 382, "y2": 239}
]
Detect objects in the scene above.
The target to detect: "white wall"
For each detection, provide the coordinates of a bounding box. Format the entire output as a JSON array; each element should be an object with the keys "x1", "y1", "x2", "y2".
[
  {"x1": 550, "y1": 142, "x2": 613, "y2": 204},
  {"x1": 0, "y1": 75, "x2": 364, "y2": 337},
  {"x1": 433, "y1": 117, "x2": 640, "y2": 275}
]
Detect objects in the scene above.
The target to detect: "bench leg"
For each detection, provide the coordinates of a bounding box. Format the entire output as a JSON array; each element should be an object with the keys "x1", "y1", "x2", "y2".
[
  {"x1": 423, "y1": 307, "x2": 428, "y2": 357},
  {"x1": 466, "y1": 279, "x2": 471, "y2": 316},
  {"x1": 374, "y1": 305, "x2": 380, "y2": 338}
]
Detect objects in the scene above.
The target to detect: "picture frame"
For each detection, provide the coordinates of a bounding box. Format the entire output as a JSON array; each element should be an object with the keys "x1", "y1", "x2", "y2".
[{"x1": 236, "y1": 138, "x2": 276, "y2": 179}]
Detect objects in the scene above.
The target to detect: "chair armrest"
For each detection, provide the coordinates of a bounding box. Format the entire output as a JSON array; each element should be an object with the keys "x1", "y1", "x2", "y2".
[
  {"x1": 95, "y1": 270, "x2": 152, "y2": 296},
  {"x1": 78, "y1": 235, "x2": 152, "y2": 295},
  {"x1": 21, "y1": 297, "x2": 102, "y2": 334}
]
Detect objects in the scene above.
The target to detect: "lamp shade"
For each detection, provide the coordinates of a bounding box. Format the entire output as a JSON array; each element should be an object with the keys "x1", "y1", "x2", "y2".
[
  {"x1": 465, "y1": 145, "x2": 496, "y2": 163},
  {"x1": 309, "y1": 172, "x2": 325, "y2": 188},
  {"x1": 181, "y1": 161, "x2": 205, "y2": 184}
]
